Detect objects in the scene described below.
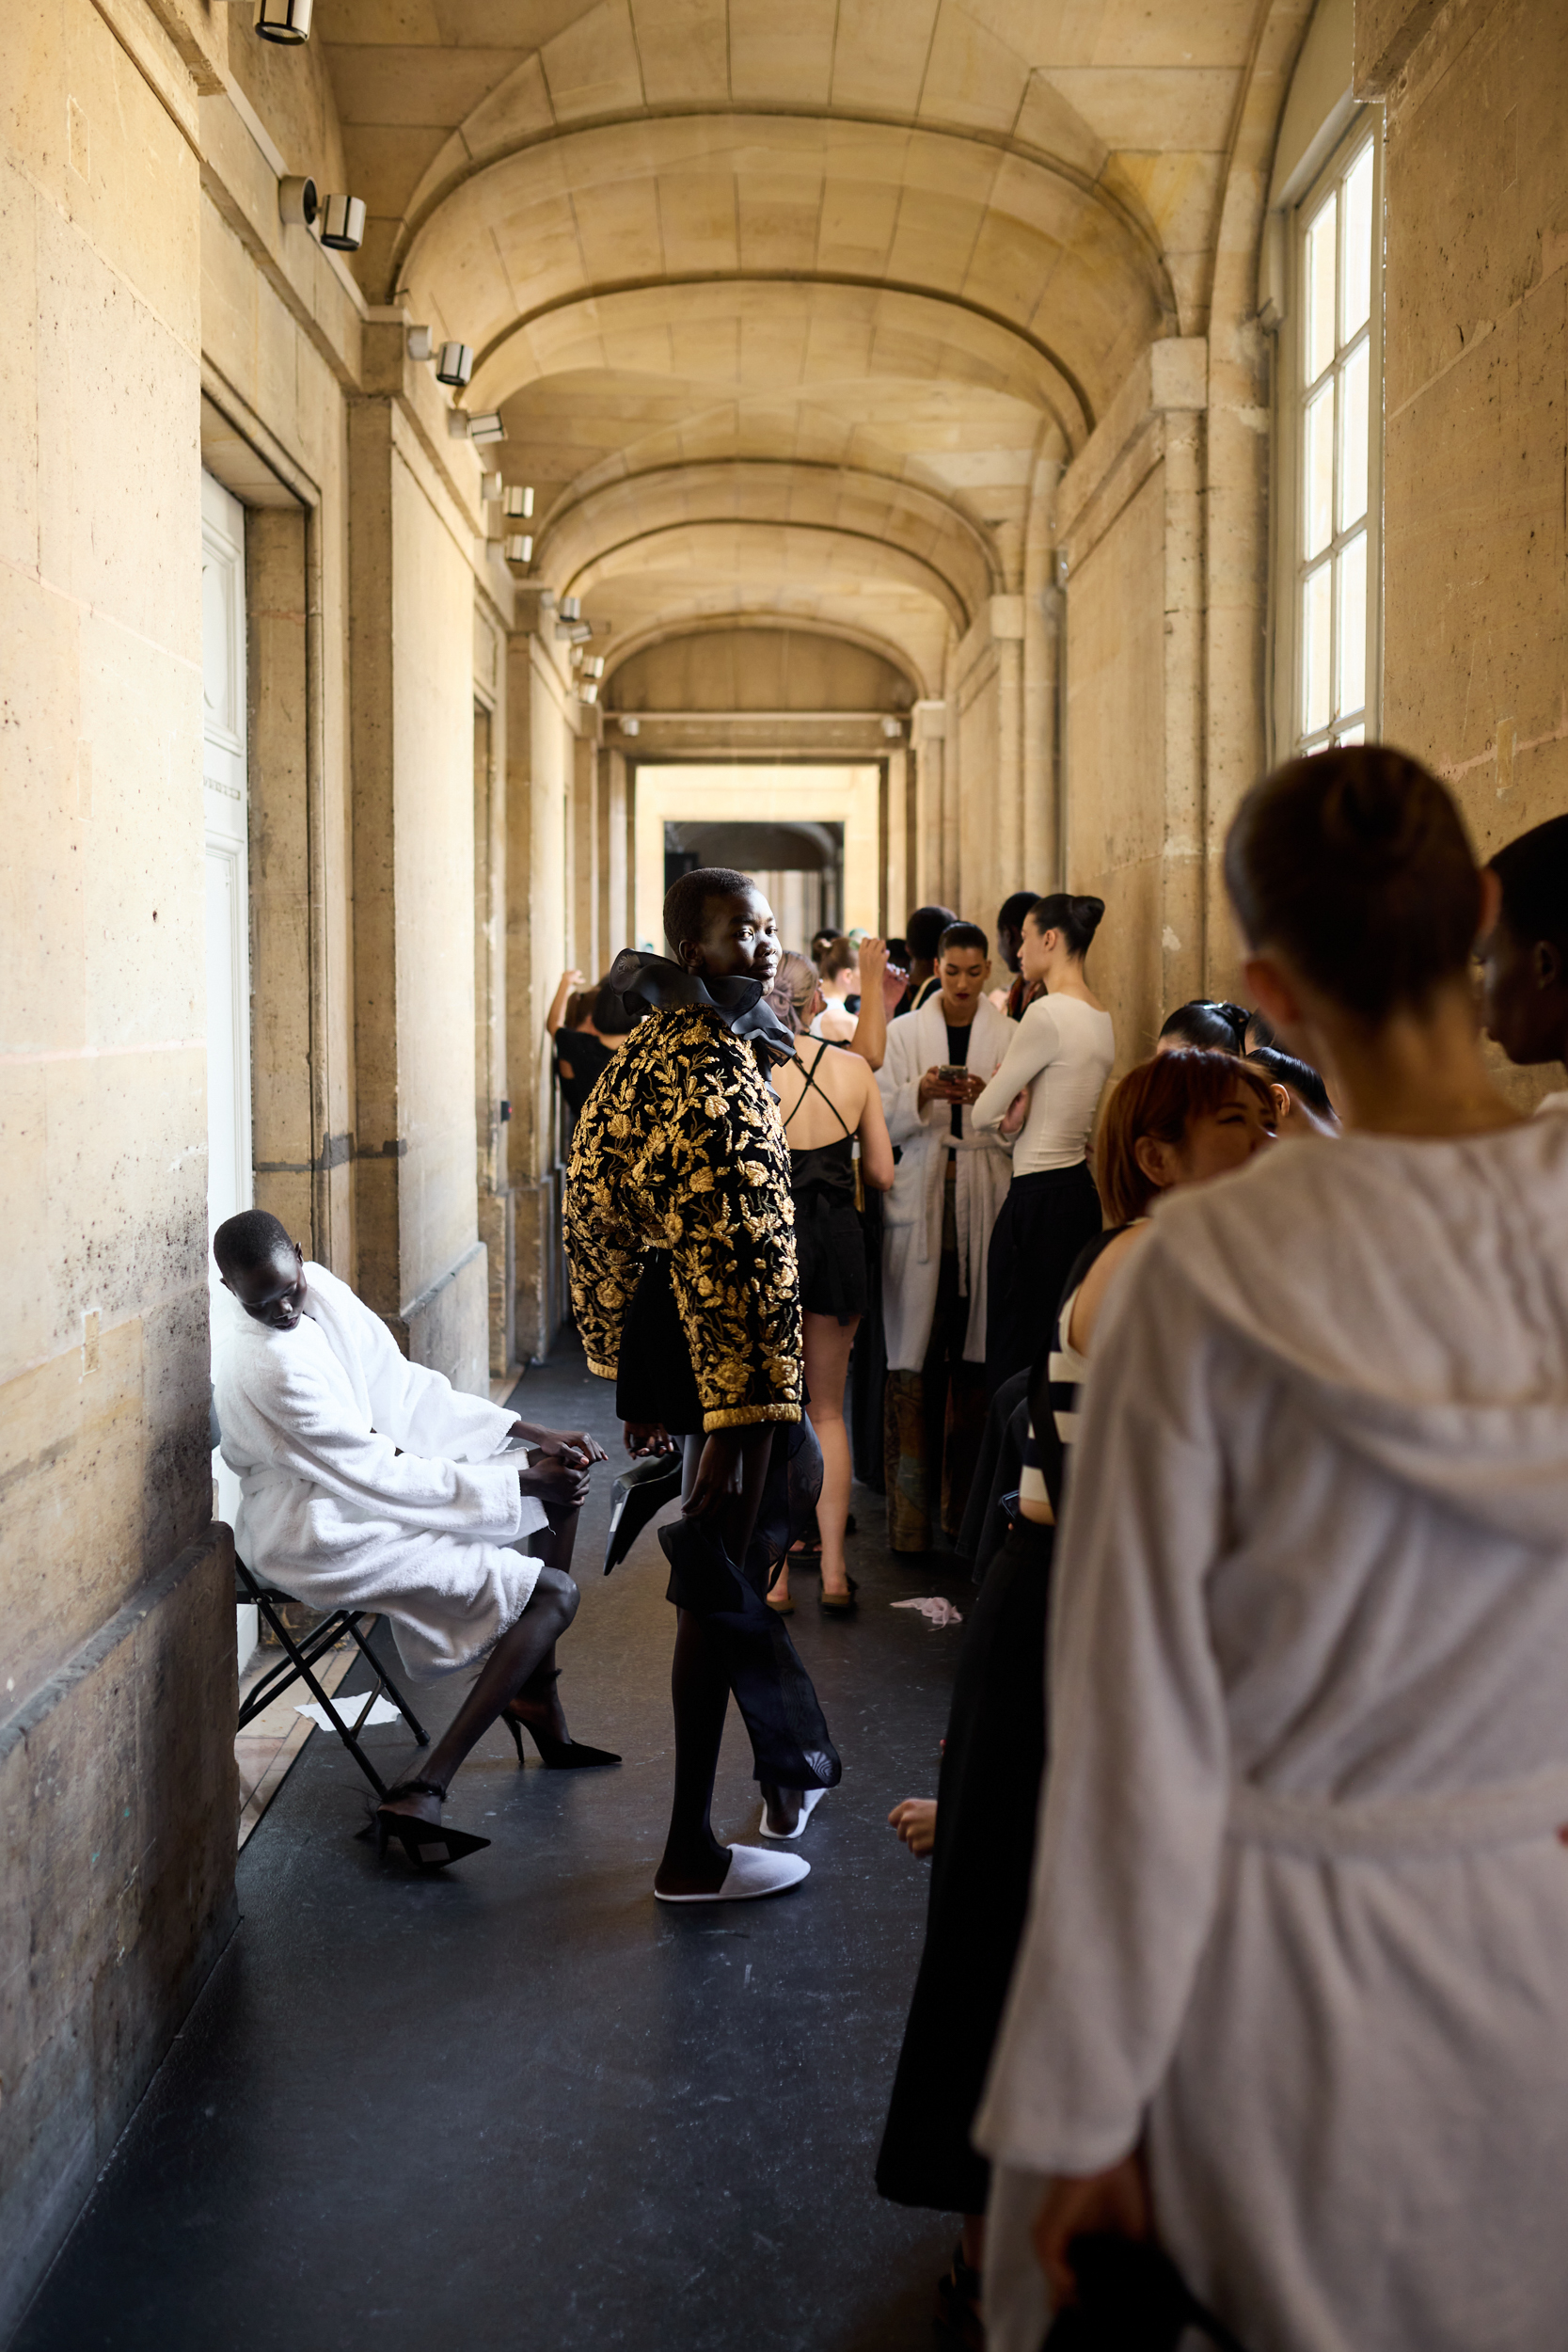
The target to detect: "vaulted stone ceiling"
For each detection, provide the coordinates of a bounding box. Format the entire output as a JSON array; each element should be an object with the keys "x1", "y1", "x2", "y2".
[{"x1": 318, "y1": 0, "x2": 1268, "y2": 694}]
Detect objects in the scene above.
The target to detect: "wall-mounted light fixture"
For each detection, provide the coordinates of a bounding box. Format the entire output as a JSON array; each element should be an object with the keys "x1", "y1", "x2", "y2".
[
  {"x1": 277, "y1": 176, "x2": 364, "y2": 251},
  {"x1": 504, "y1": 535, "x2": 533, "y2": 564},
  {"x1": 467, "y1": 413, "x2": 505, "y2": 444},
  {"x1": 559, "y1": 596, "x2": 581, "y2": 622},
  {"x1": 582, "y1": 656, "x2": 605, "y2": 680},
  {"x1": 406, "y1": 325, "x2": 434, "y2": 362},
  {"x1": 318, "y1": 194, "x2": 366, "y2": 252},
  {"x1": 436, "y1": 342, "x2": 473, "y2": 388},
  {"x1": 503, "y1": 485, "x2": 534, "y2": 519},
  {"x1": 579, "y1": 682, "x2": 599, "y2": 705},
  {"x1": 556, "y1": 619, "x2": 594, "y2": 644},
  {"x1": 619, "y1": 717, "x2": 641, "y2": 738},
  {"x1": 480, "y1": 472, "x2": 503, "y2": 502},
  {"x1": 881, "y1": 716, "x2": 904, "y2": 739},
  {"x1": 278, "y1": 176, "x2": 318, "y2": 228},
  {"x1": 254, "y1": 0, "x2": 313, "y2": 41}
]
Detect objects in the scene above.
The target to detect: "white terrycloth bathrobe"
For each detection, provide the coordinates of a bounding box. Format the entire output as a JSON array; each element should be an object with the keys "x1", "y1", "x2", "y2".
[
  {"x1": 877, "y1": 995, "x2": 1014, "y2": 1372},
  {"x1": 215, "y1": 1263, "x2": 547, "y2": 1683},
  {"x1": 976, "y1": 1117, "x2": 1568, "y2": 2352}
]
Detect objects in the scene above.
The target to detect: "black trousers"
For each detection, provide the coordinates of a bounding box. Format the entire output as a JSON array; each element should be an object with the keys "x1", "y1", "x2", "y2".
[
  {"x1": 983, "y1": 1160, "x2": 1103, "y2": 1396},
  {"x1": 876, "y1": 1517, "x2": 1054, "y2": 2215}
]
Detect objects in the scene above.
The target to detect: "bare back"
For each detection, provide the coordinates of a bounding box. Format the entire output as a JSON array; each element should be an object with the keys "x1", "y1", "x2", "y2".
[{"x1": 775, "y1": 1039, "x2": 895, "y2": 1187}]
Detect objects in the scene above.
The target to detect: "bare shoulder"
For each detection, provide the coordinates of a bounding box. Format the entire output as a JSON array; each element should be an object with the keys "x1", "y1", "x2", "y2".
[{"x1": 1068, "y1": 1224, "x2": 1150, "y2": 1354}]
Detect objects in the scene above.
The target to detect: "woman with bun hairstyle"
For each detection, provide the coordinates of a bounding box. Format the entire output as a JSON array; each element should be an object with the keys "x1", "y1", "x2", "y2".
[
  {"x1": 978, "y1": 745, "x2": 1568, "y2": 2352},
  {"x1": 1155, "y1": 998, "x2": 1251, "y2": 1054},
  {"x1": 972, "y1": 893, "x2": 1115, "y2": 1394}
]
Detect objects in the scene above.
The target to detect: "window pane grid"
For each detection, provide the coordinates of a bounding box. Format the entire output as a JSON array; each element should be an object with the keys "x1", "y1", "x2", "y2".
[{"x1": 1293, "y1": 131, "x2": 1377, "y2": 755}]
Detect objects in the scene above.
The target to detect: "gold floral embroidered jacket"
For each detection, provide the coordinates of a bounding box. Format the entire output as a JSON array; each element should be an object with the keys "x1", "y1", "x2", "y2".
[{"x1": 563, "y1": 1004, "x2": 803, "y2": 1432}]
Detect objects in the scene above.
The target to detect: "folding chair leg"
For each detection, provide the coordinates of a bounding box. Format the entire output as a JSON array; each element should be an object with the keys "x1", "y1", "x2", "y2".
[
  {"x1": 343, "y1": 1614, "x2": 430, "y2": 1746},
  {"x1": 248, "y1": 1590, "x2": 393, "y2": 1799}
]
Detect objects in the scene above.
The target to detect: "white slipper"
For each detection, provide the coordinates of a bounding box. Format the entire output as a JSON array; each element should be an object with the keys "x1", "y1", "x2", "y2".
[
  {"x1": 654, "y1": 1844, "x2": 810, "y2": 1903},
  {"x1": 758, "y1": 1786, "x2": 828, "y2": 1841}
]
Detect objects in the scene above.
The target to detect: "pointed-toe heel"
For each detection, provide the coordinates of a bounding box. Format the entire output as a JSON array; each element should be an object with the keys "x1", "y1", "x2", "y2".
[
  {"x1": 505, "y1": 1676, "x2": 621, "y2": 1770},
  {"x1": 373, "y1": 1779, "x2": 490, "y2": 1870}
]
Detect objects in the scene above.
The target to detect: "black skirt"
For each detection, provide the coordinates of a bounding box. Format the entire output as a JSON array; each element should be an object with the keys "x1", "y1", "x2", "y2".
[
  {"x1": 876, "y1": 1516, "x2": 1054, "y2": 2216},
  {"x1": 614, "y1": 1253, "x2": 705, "y2": 1435},
  {"x1": 791, "y1": 1139, "x2": 869, "y2": 1324},
  {"x1": 983, "y1": 1159, "x2": 1103, "y2": 1395}
]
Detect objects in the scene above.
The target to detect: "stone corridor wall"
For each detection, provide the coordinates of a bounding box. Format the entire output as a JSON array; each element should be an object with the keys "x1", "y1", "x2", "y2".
[
  {"x1": 1367, "y1": 0, "x2": 1568, "y2": 1111},
  {"x1": 0, "y1": 4, "x2": 235, "y2": 2329}
]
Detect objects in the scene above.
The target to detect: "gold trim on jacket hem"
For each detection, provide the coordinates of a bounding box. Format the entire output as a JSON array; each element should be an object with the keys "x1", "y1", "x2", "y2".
[{"x1": 702, "y1": 1404, "x2": 802, "y2": 1431}]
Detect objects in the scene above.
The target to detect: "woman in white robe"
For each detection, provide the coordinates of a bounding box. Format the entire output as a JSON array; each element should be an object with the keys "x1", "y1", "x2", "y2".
[
  {"x1": 976, "y1": 747, "x2": 1568, "y2": 2352},
  {"x1": 877, "y1": 932, "x2": 1014, "y2": 1548},
  {"x1": 214, "y1": 1216, "x2": 613, "y2": 1865}
]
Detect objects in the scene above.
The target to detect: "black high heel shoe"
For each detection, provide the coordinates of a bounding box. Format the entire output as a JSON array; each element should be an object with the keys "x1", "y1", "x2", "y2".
[
  {"x1": 505, "y1": 1670, "x2": 621, "y2": 1770},
  {"x1": 374, "y1": 1779, "x2": 491, "y2": 1869}
]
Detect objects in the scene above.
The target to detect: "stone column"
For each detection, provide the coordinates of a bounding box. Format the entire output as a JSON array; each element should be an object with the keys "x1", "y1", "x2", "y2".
[
  {"x1": 1053, "y1": 338, "x2": 1210, "y2": 1061},
  {"x1": 507, "y1": 627, "x2": 574, "y2": 1362},
  {"x1": 347, "y1": 357, "x2": 489, "y2": 1391},
  {"x1": 1022, "y1": 455, "x2": 1062, "y2": 889}
]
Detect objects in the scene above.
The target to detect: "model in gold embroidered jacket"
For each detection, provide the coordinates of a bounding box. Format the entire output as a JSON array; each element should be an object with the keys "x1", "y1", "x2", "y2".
[
  {"x1": 563, "y1": 868, "x2": 839, "y2": 1907},
  {"x1": 564, "y1": 997, "x2": 803, "y2": 1433}
]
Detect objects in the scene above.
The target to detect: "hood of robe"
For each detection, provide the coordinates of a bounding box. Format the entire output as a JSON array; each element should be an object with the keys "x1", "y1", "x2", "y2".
[{"x1": 1142, "y1": 1114, "x2": 1568, "y2": 1547}]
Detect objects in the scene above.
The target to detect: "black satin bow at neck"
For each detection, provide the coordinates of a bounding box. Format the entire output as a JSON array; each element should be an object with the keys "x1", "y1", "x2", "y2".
[{"x1": 609, "y1": 949, "x2": 798, "y2": 1069}]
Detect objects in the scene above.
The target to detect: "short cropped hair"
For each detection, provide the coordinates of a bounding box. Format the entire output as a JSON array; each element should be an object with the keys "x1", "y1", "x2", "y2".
[
  {"x1": 1099, "y1": 1050, "x2": 1276, "y2": 1225},
  {"x1": 214, "y1": 1207, "x2": 293, "y2": 1275},
  {"x1": 1489, "y1": 814, "x2": 1568, "y2": 957},
  {"x1": 663, "y1": 866, "x2": 754, "y2": 954},
  {"x1": 938, "y1": 921, "x2": 989, "y2": 959},
  {"x1": 997, "y1": 889, "x2": 1044, "y2": 936},
  {"x1": 905, "y1": 904, "x2": 958, "y2": 960}
]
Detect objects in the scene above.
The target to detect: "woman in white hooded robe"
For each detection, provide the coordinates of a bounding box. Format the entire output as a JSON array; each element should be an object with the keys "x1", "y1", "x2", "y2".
[{"x1": 976, "y1": 746, "x2": 1568, "y2": 2352}]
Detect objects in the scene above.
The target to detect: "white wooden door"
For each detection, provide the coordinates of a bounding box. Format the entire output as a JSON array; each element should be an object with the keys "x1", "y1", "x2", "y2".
[{"x1": 201, "y1": 472, "x2": 254, "y2": 1657}]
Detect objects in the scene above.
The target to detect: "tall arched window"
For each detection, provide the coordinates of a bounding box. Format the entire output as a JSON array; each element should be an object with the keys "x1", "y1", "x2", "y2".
[
  {"x1": 1286, "y1": 128, "x2": 1382, "y2": 754},
  {"x1": 1261, "y1": 0, "x2": 1384, "y2": 762}
]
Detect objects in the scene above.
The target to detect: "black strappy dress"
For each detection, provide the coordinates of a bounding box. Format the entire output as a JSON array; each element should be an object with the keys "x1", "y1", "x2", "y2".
[{"x1": 784, "y1": 1041, "x2": 869, "y2": 1326}]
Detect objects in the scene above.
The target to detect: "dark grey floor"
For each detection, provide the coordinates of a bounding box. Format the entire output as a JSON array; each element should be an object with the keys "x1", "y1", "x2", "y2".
[{"x1": 16, "y1": 1339, "x2": 979, "y2": 2352}]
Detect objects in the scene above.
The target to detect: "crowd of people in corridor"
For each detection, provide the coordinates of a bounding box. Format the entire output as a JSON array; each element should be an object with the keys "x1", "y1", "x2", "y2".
[{"x1": 210, "y1": 749, "x2": 1568, "y2": 2352}]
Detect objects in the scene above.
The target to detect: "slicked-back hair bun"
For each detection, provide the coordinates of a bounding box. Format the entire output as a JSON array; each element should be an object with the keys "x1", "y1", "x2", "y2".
[
  {"x1": 1028, "y1": 892, "x2": 1105, "y2": 959},
  {"x1": 1225, "y1": 747, "x2": 1481, "y2": 1025}
]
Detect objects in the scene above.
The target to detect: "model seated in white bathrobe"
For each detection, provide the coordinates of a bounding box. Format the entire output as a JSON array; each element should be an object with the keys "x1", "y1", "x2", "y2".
[{"x1": 214, "y1": 1210, "x2": 616, "y2": 1869}]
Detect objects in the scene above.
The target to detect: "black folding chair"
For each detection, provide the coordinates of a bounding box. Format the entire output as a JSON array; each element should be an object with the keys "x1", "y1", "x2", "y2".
[{"x1": 235, "y1": 1555, "x2": 429, "y2": 1799}]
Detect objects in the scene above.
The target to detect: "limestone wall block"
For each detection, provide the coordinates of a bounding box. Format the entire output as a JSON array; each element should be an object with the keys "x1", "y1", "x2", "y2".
[
  {"x1": 918, "y1": 3, "x2": 1032, "y2": 136},
  {"x1": 541, "y1": 0, "x2": 646, "y2": 121},
  {"x1": 657, "y1": 165, "x2": 745, "y2": 269},
  {"x1": 629, "y1": 0, "x2": 731, "y2": 106},
  {"x1": 728, "y1": 0, "x2": 837, "y2": 106},
  {"x1": 454, "y1": 56, "x2": 556, "y2": 166},
  {"x1": 830, "y1": 0, "x2": 942, "y2": 115},
  {"x1": 0, "y1": 1529, "x2": 238, "y2": 2342},
  {"x1": 1384, "y1": 293, "x2": 1567, "y2": 777},
  {"x1": 35, "y1": 211, "x2": 202, "y2": 655},
  {"x1": 1040, "y1": 65, "x2": 1235, "y2": 155}
]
